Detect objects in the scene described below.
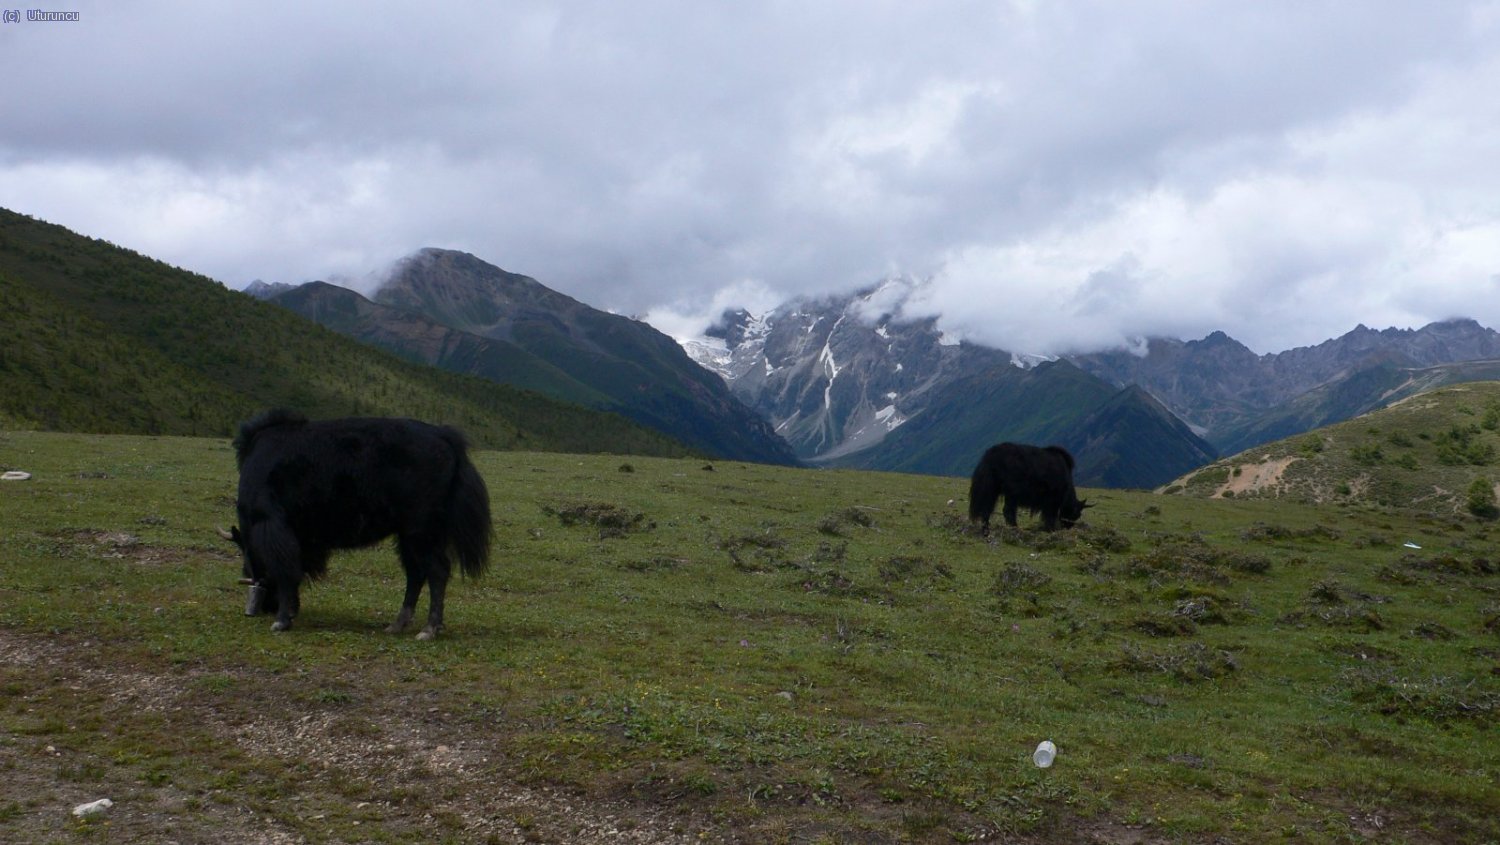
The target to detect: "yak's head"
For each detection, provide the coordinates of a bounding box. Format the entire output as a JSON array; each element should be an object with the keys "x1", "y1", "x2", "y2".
[
  {"x1": 217, "y1": 525, "x2": 253, "y2": 579},
  {"x1": 1061, "y1": 498, "x2": 1093, "y2": 528},
  {"x1": 217, "y1": 525, "x2": 276, "y2": 615}
]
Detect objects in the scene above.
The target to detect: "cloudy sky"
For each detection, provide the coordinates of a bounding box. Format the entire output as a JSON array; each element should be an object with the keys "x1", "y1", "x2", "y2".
[{"x1": 3, "y1": 1, "x2": 1498, "y2": 355}]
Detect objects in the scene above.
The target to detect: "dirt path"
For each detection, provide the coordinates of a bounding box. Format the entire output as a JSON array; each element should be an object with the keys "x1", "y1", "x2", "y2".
[{"x1": 0, "y1": 628, "x2": 708, "y2": 844}]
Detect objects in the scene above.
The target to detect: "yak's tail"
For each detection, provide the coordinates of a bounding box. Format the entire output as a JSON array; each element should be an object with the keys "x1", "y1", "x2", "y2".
[
  {"x1": 441, "y1": 428, "x2": 492, "y2": 579},
  {"x1": 968, "y1": 450, "x2": 1001, "y2": 524}
]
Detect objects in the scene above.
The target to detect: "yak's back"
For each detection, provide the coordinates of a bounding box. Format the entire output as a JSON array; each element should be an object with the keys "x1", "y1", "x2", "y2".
[
  {"x1": 983, "y1": 442, "x2": 1075, "y2": 478},
  {"x1": 237, "y1": 412, "x2": 464, "y2": 479},
  {"x1": 234, "y1": 409, "x2": 309, "y2": 468},
  {"x1": 1042, "y1": 445, "x2": 1076, "y2": 473},
  {"x1": 231, "y1": 411, "x2": 476, "y2": 544}
]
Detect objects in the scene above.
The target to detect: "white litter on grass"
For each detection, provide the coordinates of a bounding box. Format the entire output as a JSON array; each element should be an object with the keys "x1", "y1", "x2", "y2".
[
  {"x1": 72, "y1": 798, "x2": 113, "y2": 817},
  {"x1": 1403, "y1": 542, "x2": 1422, "y2": 549},
  {"x1": 1, "y1": 471, "x2": 32, "y2": 481}
]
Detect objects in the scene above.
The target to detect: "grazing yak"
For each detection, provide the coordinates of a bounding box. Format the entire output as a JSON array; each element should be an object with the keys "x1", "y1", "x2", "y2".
[
  {"x1": 222, "y1": 409, "x2": 492, "y2": 638},
  {"x1": 968, "y1": 442, "x2": 1090, "y2": 534}
]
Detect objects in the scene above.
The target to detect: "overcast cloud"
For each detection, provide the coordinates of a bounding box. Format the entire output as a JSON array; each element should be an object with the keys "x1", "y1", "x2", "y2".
[{"x1": 3, "y1": 1, "x2": 1498, "y2": 354}]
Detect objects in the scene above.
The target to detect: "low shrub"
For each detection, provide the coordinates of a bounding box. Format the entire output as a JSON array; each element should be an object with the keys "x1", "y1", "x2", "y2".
[
  {"x1": 818, "y1": 507, "x2": 876, "y2": 536},
  {"x1": 878, "y1": 555, "x2": 952, "y2": 583},
  {"x1": 544, "y1": 500, "x2": 651, "y2": 538},
  {"x1": 1114, "y1": 642, "x2": 1238, "y2": 682},
  {"x1": 1344, "y1": 666, "x2": 1500, "y2": 724},
  {"x1": 991, "y1": 562, "x2": 1053, "y2": 593},
  {"x1": 1466, "y1": 477, "x2": 1498, "y2": 519},
  {"x1": 1130, "y1": 613, "x2": 1197, "y2": 637}
]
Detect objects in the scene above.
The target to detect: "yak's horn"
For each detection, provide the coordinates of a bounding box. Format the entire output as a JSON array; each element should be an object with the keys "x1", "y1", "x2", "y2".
[{"x1": 216, "y1": 526, "x2": 235, "y2": 541}]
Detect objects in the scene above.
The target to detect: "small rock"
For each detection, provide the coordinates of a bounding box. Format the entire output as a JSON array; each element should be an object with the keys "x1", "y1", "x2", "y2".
[
  {"x1": 775, "y1": 691, "x2": 794, "y2": 703},
  {"x1": 72, "y1": 798, "x2": 113, "y2": 818},
  {"x1": 1, "y1": 471, "x2": 32, "y2": 482}
]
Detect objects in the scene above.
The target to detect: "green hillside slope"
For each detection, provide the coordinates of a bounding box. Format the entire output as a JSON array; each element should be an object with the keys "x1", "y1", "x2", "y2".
[
  {"x1": 0, "y1": 208, "x2": 692, "y2": 457},
  {"x1": 1166, "y1": 381, "x2": 1500, "y2": 516},
  {"x1": 837, "y1": 360, "x2": 1218, "y2": 488},
  {"x1": 1055, "y1": 384, "x2": 1218, "y2": 488},
  {"x1": 271, "y1": 281, "x2": 614, "y2": 408},
  {"x1": 835, "y1": 360, "x2": 1117, "y2": 475}
]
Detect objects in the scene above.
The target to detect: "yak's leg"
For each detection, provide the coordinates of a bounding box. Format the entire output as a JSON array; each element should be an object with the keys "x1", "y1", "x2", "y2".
[
  {"x1": 389, "y1": 533, "x2": 435, "y2": 635},
  {"x1": 418, "y1": 559, "x2": 452, "y2": 641},
  {"x1": 1040, "y1": 506, "x2": 1060, "y2": 532},
  {"x1": 250, "y1": 522, "x2": 302, "y2": 632},
  {"x1": 386, "y1": 565, "x2": 425, "y2": 634},
  {"x1": 271, "y1": 579, "x2": 299, "y2": 632},
  {"x1": 1002, "y1": 498, "x2": 1019, "y2": 527}
]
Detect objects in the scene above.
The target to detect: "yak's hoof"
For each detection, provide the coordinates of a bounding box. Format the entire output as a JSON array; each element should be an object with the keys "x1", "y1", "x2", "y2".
[
  {"x1": 271, "y1": 621, "x2": 291, "y2": 632},
  {"x1": 388, "y1": 609, "x2": 415, "y2": 634},
  {"x1": 416, "y1": 628, "x2": 439, "y2": 641}
]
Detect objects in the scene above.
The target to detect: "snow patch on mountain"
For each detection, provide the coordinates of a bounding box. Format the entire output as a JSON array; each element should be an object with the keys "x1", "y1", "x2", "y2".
[{"x1": 1010, "y1": 351, "x2": 1058, "y2": 369}]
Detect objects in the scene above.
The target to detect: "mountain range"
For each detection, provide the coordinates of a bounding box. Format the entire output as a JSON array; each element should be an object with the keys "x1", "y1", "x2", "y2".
[
  {"x1": 263, "y1": 249, "x2": 798, "y2": 465},
  {"x1": 685, "y1": 285, "x2": 1500, "y2": 487},
  {"x1": 9, "y1": 204, "x2": 1500, "y2": 490},
  {"x1": 686, "y1": 287, "x2": 1217, "y2": 487},
  {"x1": 265, "y1": 263, "x2": 1220, "y2": 486},
  {"x1": 1070, "y1": 322, "x2": 1500, "y2": 454},
  {"x1": 263, "y1": 250, "x2": 1500, "y2": 489}
]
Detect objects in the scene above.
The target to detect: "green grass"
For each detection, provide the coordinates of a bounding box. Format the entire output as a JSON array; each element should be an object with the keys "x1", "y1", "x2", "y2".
[{"x1": 2, "y1": 429, "x2": 1498, "y2": 843}]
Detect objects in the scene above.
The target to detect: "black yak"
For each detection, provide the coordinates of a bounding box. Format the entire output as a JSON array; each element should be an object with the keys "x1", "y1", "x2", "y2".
[
  {"x1": 968, "y1": 442, "x2": 1090, "y2": 534},
  {"x1": 222, "y1": 409, "x2": 492, "y2": 638}
]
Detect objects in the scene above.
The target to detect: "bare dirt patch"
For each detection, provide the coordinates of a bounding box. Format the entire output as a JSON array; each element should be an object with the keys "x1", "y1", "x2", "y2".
[
  {"x1": 0, "y1": 628, "x2": 710, "y2": 844},
  {"x1": 1214, "y1": 456, "x2": 1298, "y2": 498},
  {"x1": 42, "y1": 529, "x2": 236, "y2": 567}
]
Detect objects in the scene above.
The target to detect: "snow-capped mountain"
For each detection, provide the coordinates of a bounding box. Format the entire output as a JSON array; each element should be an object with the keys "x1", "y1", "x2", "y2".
[
  {"x1": 686, "y1": 282, "x2": 1015, "y2": 462},
  {"x1": 681, "y1": 282, "x2": 1220, "y2": 488},
  {"x1": 684, "y1": 280, "x2": 1500, "y2": 488}
]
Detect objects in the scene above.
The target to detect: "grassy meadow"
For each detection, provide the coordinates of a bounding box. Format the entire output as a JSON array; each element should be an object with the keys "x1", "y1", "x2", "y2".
[{"x1": 1, "y1": 428, "x2": 1498, "y2": 843}]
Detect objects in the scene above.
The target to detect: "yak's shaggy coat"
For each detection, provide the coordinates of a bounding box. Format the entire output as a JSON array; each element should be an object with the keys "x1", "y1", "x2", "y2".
[
  {"x1": 227, "y1": 409, "x2": 492, "y2": 638},
  {"x1": 968, "y1": 442, "x2": 1090, "y2": 533}
]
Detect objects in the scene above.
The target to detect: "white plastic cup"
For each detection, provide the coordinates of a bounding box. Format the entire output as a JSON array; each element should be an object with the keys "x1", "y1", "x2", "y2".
[
  {"x1": 1032, "y1": 740, "x2": 1057, "y2": 768},
  {"x1": 72, "y1": 798, "x2": 113, "y2": 818}
]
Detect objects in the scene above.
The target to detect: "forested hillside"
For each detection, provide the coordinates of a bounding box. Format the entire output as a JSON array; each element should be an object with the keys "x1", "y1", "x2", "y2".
[{"x1": 0, "y1": 208, "x2": 693, "y2": 458}]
